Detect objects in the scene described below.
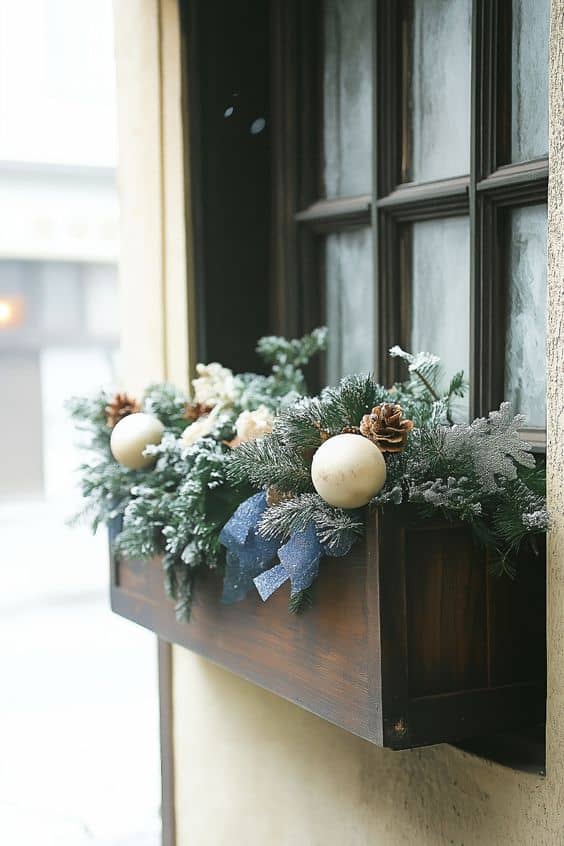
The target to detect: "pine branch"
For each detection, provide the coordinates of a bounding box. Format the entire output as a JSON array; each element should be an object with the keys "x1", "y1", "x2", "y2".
[
  {"x1": 321, "y1": 374, "x2": 389, "y2": 429},
  {"x1": 162, "y1": 555, "x2": 195, "y2": 620},
  {"x1": 143, "y1": 383, "x2": 189, "y2": 433},
  {"x1": 227, "y1": 435, "x2": 312, "y2": 494},
  {"x1": 411, "y1": 366, "x2": 441, "y2": 403},
  {"x1": 272, "y1": 399, "x2": 329, "y2": 449},
  {"x1": 256, "y1": 326, "x2": 327, "y2": 369},
  {"x1": 258, "y1": 493, "x2": 363, "y2": 547},
  {"x1": 175, "y1": 576, "x2": 194, "y2": 622},
  {"x1": 288, "y1": 586, "x2": 313, "y2": 614},
  {"x1": 447, "y1": 370, "x2": 467, "y2": 400}
]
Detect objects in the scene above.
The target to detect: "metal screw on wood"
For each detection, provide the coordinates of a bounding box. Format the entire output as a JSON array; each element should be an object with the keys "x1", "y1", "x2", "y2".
[{"x1": 393, "y1": 719, "x2": 408, "y2": 737}]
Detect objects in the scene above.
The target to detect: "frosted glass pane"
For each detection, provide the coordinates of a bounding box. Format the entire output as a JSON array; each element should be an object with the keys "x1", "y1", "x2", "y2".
[
  {"x1": 511, "y1": 0, "x2": 550, "y2": 163},
  {"x1": 411, "y1": 217, "x2": 470, "y2": 413},
  {"x1": 409, "y1": 0, "x2": 471, "y2": 183},
  {"x1": 323, "y1": 0, "x2": 372, "y2": 198},
  {"x1": 505, "y1": 205, "x2": 547, "y2": 427},
  {"x1": 325, "y1": 227, "x2": 374, "y2": 383}
]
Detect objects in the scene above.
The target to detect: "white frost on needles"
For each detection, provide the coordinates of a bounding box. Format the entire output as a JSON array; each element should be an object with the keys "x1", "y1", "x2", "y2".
[
  {"x1": 389, "y1": 345, "x2": 440, "y2": 373},
  {"x1": 443, "y1": 402, "x2": 535, "y2": 493}
]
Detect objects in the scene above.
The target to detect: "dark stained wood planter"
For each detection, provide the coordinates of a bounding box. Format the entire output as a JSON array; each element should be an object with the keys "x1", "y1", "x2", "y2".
[{"x1": 110, "y1": 506, "x2": 546, "y2": 750}]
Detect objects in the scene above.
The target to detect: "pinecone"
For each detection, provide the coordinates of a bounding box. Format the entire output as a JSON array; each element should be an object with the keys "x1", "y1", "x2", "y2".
[
  {"x1": 341, "y1": 425, "x2": 361, "y2": 435},
  {"x1": 359, "y1": 402, "x2": 414, "y2": 453},
  {"x1": 106, "y1": 392, "x2": 140, "y2": 428},
  {"x1": 313, "y1": 421, "x2": 331, "y2": 443},
  {"x1": 184, "y1": 401, "x2": 213, "y2": 422},
  {"x1": 266, "y1": 485, "x2": 293, "y2": 507}
]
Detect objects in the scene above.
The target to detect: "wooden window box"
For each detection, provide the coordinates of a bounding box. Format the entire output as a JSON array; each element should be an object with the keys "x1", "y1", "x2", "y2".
[{"x1": 110, "y1": 506, "x2": 546, "y2": 751}]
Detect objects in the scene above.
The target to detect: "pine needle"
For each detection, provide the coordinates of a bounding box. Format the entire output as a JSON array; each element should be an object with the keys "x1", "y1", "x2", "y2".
[{"x1": 288, "y1": 586, "x2": 313, "y2": 614}]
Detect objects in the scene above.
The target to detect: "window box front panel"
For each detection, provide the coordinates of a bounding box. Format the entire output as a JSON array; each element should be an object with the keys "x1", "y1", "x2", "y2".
[{"x1": 110, "y1": 507, "x2": 545, "y2": 750}]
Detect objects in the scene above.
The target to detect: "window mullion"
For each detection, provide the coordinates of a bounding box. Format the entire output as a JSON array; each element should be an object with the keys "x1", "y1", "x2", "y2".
[
  {"x1": 375, "y1": 0, "x2": 404, "y2": 384},
  {"x1": 471, "y1": 0, "x2": 502, "y2": 419},
  {"x1": 470, "y1": 0, "x2": 481, "y2": 419}
]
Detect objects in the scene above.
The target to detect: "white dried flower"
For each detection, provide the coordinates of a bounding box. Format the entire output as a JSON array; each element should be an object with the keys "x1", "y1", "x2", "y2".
[
  {"x1": 192, "y1": 362, "x2": 236, "y2": 408},
  {"x1": 181, "y1": 405, "x2": 222, "y2": 446},
  {"x1": 230, "y1": 405, "x2": 274, "y2": 448}
]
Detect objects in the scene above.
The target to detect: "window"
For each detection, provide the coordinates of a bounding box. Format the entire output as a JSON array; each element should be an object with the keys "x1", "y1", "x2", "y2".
[
  {"x1": 182, "y1": 0, "x2": 549, "y2": 443},
  {"x1": 275, "y1": 0, "x2": 549, "y2": 443}
]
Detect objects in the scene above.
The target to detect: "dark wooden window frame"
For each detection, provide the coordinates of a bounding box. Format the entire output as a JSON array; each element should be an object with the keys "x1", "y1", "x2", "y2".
[{"x1": 273, "y1": 0, "x2": 548, "y2": 447}]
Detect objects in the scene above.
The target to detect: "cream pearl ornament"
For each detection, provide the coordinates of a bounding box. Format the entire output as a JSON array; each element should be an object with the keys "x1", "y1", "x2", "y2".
[
  {"x1": 311, "y1": 433, "x2": 387, "y2": 509},
  {"x1": 110, "y1": 412, "x2": 165, "y2": 470}
]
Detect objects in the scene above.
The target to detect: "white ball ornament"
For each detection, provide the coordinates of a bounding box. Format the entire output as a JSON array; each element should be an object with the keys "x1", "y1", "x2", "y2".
[
  {"x1": 110, "y1": 412, "x2": 165, "y2": 470},
  {"x1": 311, "y1": 433, "x2": 387, "y2": 509}
]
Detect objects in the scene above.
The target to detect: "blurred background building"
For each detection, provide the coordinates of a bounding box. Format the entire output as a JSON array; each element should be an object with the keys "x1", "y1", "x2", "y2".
[
  {"x1": 0, "y1": 3, "x2": 160, "y2": 844},
  {"x1": 0, "y1": 0, "x2": 119, "y2": 498}
]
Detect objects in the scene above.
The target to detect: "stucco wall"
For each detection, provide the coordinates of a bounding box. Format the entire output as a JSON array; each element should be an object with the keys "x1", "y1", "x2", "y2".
[{"x1": 168, "y1": 3, "x2": 564, "y2": 844}]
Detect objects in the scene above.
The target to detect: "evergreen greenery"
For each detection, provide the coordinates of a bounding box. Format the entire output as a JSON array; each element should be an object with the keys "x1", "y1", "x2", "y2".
[
  {"x1": 288, "y1": 586, "x2": 314, "y2": 615},
  {"x1": 69, "y1": 332, "x2": 548, "y2": 621},
  {"x1": 68, "y1": 329, "x2": 326, "y2": 619},
  {"x1": 230, "y1": 350, "x2": 548, "y2": 576}
]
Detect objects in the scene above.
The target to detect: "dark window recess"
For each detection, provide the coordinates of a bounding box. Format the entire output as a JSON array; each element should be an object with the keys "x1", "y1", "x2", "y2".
[
  {"x1": 183, "y1": 0, "x2": 272, "y2": 373},
  {"x1": 177, "y1": 0, "x2": 548, "y2": 772}
]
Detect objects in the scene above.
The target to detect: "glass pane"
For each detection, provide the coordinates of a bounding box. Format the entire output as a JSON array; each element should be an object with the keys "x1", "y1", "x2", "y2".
[
  {"x1": 505, "y1": 205, "x2": 547, "y2": 427},
  {"x1": 408, "y1": 0, "x2": 471, "y2": 183},
  {"x1": 411, "y1": 217, "x2": 470, "y2": 413},
  {"x1": 325, "y1": 227, "x2": 374, "y2": 383},
  {"x1": 323, "y1": 0, "x2": 372, "y2": 198},
  {"x1": 511, "y1": 0, "x2": 550, "y2": 163}
]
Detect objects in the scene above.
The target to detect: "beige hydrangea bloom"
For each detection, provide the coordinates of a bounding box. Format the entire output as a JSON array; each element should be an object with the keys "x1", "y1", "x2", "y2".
[
  {"x1": 229, "y1": 405, "x2": 274, "y2": 448},
  {"x1": 192, "y1": 362, "x2": 236, "y2": 408},
  {"x1": 181, "y1": 404, "x2": 222, "y2": 446}
]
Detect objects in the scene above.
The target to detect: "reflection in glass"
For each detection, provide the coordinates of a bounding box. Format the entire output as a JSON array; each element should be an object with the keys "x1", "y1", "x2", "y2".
[
  {"x1": 325, "y1": 227, "x2": 374, "y2": 383},
  {"x1": 411, "y1": 217, "x2": 470, "y2": 415},
  {"x1": 505, "y1": 205, "x2": 547, "y2": 427},
  {"x1": 511, "y1": 0, "x2": 550, "y2": 163},
  {"x1": 323, "y1": 0, "x2": 372, "y2": 198},
  {"x1": 408, "y1": 0, "x2": 471, "y2": 183}
]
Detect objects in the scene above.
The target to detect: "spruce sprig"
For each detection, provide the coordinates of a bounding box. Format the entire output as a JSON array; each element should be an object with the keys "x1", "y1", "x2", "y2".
[
  {"x1": 228, "y1": 434, "x2": 312, "y2": 494},
  {"x1": 288, "y1": 587, "x2": 314, "y2": 615},
  {"x1": 258, "y1": 493, "x2": 363, "y2": 548},
  {"x1": 320, "y1": 374, "x2": 390, "y2": 429}
]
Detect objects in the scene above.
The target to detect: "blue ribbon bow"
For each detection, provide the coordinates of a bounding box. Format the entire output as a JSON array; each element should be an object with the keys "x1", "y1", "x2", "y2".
[
  {"x1": 219, "y1": 493, "x2": 356, "y2": 603},
  {"x1": 218, "y1": 492, "x2": 279, "y2": 603}
]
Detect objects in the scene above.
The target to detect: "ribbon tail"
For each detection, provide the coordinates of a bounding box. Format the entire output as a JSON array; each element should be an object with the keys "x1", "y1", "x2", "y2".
[
  {"x1": 221, "y1": 550, "x2": 258, "y2": 604},
  {"x1": 219, "y1": 492, "x2": 279, "y2": 603},
  {"x1": 278, "y1": 522, "x2": 323, "y2": 596},
  {"x1": 254, "y1": 564, "x2": 289, "y2": 601},
  {"x1": 289, "y1": 558, "x2": 320, "y2": 596}
]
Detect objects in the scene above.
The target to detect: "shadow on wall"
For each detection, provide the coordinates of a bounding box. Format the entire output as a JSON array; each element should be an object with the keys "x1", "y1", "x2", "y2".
[{"x1": 173, "y1": 651, "x2": 554, "y2": 846}]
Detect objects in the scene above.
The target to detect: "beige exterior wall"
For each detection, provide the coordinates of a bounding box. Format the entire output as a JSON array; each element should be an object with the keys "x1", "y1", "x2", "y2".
[
  {"x1": 113, "y1": 0, "x2": 193, "y2": 392},
  {"x1": 114, "y1": 1, "x2": 564, "y2": 843}
]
